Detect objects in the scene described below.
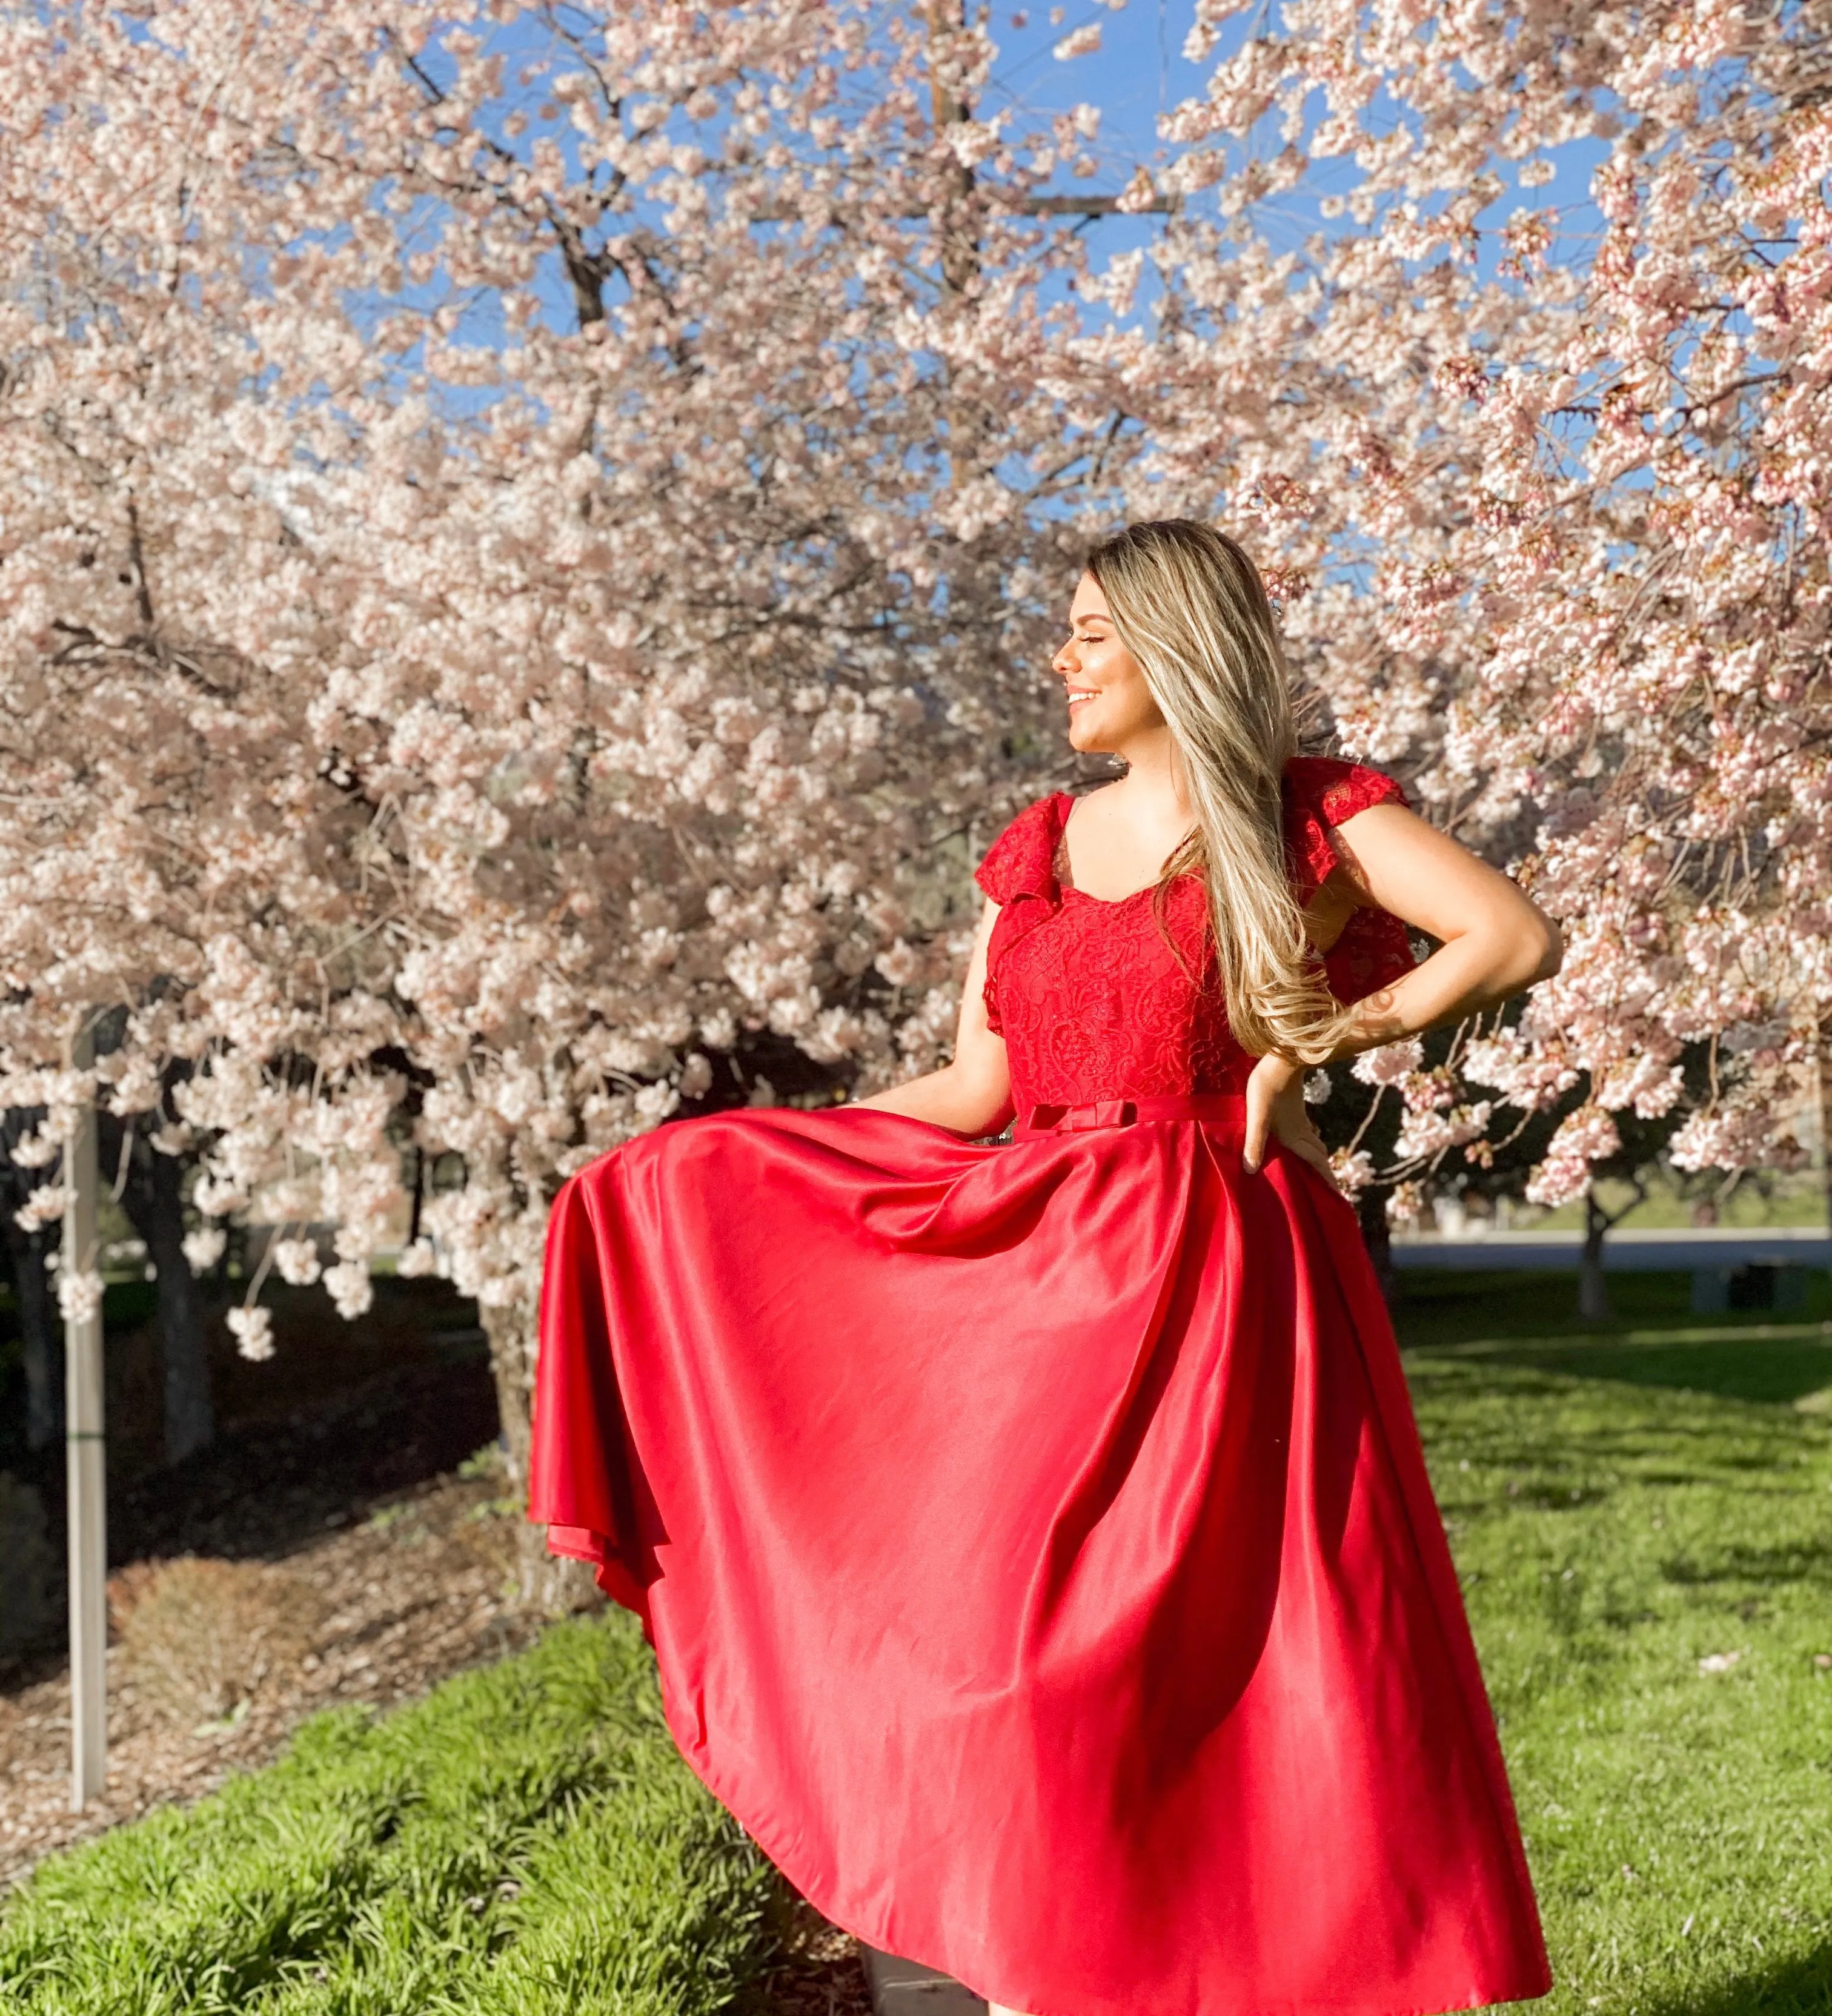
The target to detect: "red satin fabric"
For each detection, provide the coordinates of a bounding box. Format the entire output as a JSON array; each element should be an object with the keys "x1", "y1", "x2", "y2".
[{"x1": 530, "y1": 759, "x2": 1551, "y2": 2016}]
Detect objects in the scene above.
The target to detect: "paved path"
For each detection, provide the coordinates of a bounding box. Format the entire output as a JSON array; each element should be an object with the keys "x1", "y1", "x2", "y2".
[{"x1": 1390, "y1": 1227, "x2": 1832, "y2": 1272}]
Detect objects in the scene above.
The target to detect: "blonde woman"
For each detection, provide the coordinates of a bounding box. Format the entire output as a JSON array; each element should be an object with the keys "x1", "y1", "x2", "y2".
[{"x1": 532, "y1": 520, "x2": 1557, "y2": 2016}]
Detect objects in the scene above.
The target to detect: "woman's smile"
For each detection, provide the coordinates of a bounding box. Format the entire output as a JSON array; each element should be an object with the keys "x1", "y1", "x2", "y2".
[{"x1": 1050, "y1": 575, "x2": 1167, "y2": 754}]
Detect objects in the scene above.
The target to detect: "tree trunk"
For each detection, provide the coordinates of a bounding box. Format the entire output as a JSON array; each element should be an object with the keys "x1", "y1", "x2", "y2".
[
  {"x1": 4, "y1": 1219, "x2": 60, "y2": 1451},
  {"x1": 482, "y1": 1299, "x2": 602, "y2": 1616},
  {"x1": 133, "y1": 1138, "x2": 215, "y2": 1465},
  {"x1": 1819, "y1": 1019, "x2": 1832, "y2": 1232},
  {"x1": 1578, "y1": 1192, "x2": 1611, "y2": 1321},
  {"x1": 1358, "y1": 1186, "x2": 1399, "y2": 1311}
]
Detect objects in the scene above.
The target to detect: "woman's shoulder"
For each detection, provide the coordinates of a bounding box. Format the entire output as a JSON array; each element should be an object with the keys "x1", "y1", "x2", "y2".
[
  {"x1": 1283, "y1": 753, "x2": 1409, "y2": 823},
  {"x1": 974, "y1": 792, "x2": 1073, "y2": 907},
  {"x1": 1281, "y1": 755, "x2": 1410, "y2": 891}
]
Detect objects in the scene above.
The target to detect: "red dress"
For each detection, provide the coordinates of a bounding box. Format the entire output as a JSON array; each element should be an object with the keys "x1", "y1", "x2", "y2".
[{"x1": 529, "y1": 758, "x2": 1552, "y2": 2016}]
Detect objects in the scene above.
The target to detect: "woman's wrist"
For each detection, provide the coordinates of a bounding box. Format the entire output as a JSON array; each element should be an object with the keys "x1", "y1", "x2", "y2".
[
  {"x1": 857, "y1": 1062, "x2": 1011, "y2": 1136},
  {"x1": 1326, "y1": 1006, "x2": 1404, "y2": 1064}
]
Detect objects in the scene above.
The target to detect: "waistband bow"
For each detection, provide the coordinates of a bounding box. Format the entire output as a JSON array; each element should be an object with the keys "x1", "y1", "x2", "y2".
[{"x1": 1014, "y1": 1092, "x2": 1249, "y2": 1139}]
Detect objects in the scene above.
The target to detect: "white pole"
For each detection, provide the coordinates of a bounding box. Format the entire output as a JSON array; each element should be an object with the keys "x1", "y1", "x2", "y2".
[{"x1": 64, "y1": 1018, "x2": 105, "y2": 1811}]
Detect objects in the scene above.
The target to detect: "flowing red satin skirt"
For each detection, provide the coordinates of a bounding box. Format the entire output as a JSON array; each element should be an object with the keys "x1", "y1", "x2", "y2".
[{"x1": 529, "y1": 1098, "x2": 1550, "y2": 2016}]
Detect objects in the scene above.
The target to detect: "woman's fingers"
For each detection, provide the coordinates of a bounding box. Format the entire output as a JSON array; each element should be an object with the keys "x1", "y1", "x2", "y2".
[
  {"x1": 1291, "y1": 1136, "x2": 1342, "y2": 1193},
  {"x1": 1245, "y1": 1053, "x2": 1321, "y2": 1179},
  {"x1": 1242, "y1": 1079, "x2": 1271, "y2": 1172},
  {"x1": 1247, "y1": 1108, "x2": 1342, "y2": 1195}
]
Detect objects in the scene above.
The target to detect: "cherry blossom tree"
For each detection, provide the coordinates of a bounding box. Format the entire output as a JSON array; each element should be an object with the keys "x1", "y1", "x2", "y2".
[
  {"x1": 0, "y1": 0, "x2": 1140, "y2": 1593},
  {"x1": 1121, "y1": 0, "x2": 1832, "y2": 1228},
  {"x1": 1, "y1": 0, "x2": 1826, "y2": 1601}
]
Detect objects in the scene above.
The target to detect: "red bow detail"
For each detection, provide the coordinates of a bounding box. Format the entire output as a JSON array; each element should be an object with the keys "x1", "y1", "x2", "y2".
[{"x1": 1027, "y1": 1100, "x2": 1138, "y2": 1133}]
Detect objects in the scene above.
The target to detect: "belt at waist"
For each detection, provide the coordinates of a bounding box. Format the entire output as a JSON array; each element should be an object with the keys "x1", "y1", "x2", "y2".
[{"x1": 1013, "y1": 1092, "x2": 1247, "y2": 1139}]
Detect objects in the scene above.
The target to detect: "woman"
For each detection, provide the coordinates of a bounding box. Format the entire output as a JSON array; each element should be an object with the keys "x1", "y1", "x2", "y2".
[{"x1": 531, "y1": 520, "x2": 1558, "y2": 2016}]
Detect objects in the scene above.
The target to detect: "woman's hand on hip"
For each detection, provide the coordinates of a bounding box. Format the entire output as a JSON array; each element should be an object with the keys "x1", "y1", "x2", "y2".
[{"x1": 1243, "y1": 1053, "x2": 1338, "y2": 1190}]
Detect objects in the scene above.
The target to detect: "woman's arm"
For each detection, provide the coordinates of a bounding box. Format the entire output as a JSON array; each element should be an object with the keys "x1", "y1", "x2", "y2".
[
  {"x1": 1319, "y1": 800, "x2": 1562, "y2": 1053},
  {"x1": 852, "y1": 898, "x2": 1014, "y2": 1136},
  {"x1": 1245, "y1": 801, "x2": 1563, "y2": 1175}
]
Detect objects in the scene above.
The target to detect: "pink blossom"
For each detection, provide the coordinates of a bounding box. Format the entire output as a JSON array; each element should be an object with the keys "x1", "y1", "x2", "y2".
[
  {"x1": 1525, "y1": 1107, "x2": 1623, "y2": 1207},
  {"x1": 1353, "y1": 1041, "x2": 1424, "y2": 1088}
]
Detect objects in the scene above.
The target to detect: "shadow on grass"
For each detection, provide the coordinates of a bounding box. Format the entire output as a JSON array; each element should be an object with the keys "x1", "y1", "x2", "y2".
[
  {"x1": 1642, "y1": 1942, "x2": 1832, "y2": 2015},
  {"x1": 1660, "y1": 1542, "x2": 1832, "y2": 1590},
  {"x1": 1433, "y1": 1336, "x2": 1832, "y2": 1407},
  {"x1": 1397, "y1": 1272, "x2": 1832, "y2": 1406}
]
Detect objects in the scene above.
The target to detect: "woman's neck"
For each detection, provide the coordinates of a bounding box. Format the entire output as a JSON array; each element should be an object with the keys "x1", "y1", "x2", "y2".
[{"x1": 1105, "y1": 722, "x2": 1189, "y2": 825}]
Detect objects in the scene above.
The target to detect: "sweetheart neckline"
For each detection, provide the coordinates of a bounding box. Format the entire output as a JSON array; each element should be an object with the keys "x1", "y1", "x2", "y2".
[{"x1": 1059, "y1": 879, "x2": 1172, "y2": 907}]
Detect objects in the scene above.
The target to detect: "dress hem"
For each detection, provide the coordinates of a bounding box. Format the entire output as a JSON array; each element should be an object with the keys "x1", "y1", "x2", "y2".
[{"x1": 540, "y1": 1522, "x2": 1553, "y2": 2016}]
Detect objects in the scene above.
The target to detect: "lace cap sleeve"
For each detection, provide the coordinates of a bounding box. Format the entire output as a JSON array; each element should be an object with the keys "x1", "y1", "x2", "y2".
[
  {"x1": 974, "y1": 797, "x2": 1066, "y2": 907},
  {"x1": 1283, "y1": 757, "x2": 1415, "y2": 1006},
  {"x1": 1283, "y1": 757, "x2": 1409, "y2": 896}
]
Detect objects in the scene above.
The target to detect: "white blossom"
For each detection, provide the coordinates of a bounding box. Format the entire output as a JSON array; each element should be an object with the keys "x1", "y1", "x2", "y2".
[
  {"x1": 55, "y1": 1267, "x2": 104, "y2": 1325},
  {"x1": 181, "y1": 1227, "x2": 228, "y2": 1275},
  {"x1": 15, "y1": 1184, "x2": 70, "y2": 1233},
  {"x1": 269, "y1": 1236, "x2": 324, "y2": 1287},
  {"x1": 323, "y1": 1260, "x2": 375, "y2": 1321},
  {"x1": 395, "y1": 1238, "x2": 439, "y2": 1279},
  {"x1": 225, "y1": 1305, "x2": 276, "y2": 1362}
]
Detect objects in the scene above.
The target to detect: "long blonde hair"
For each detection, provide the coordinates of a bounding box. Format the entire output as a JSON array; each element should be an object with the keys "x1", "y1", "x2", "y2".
[{"x1": 1084, "y1": 519, "x2": 1345, "y2": 1065}]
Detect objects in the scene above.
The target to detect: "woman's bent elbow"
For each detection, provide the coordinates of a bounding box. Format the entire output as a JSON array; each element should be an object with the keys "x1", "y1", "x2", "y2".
[
  {"x1": 951, "y1": 1066, "x2": 1015, "y2": 1138},
  {"x1": 1476, "y1": 910, "x2": 1562, "y2": 1000},
  {"x1": 1499, "y1": 912, "x2": 1562, "y2": 993},
  {"x1": 1526, "y1": 912, "x2": 1563, "y2": 985}
]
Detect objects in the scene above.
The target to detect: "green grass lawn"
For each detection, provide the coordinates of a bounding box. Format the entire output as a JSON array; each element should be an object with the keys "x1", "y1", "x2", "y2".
[
  {"x1": 1397, "y1": 1271, "x2": 1832, "y2": 2015},
  {"x1": 3, "y1": 1269, "x2": 1829, "y2": 2014},
  {"x1": 0, "y1": 1612, "x2": 778, "y2": 2015},
  {"x1": 1527, "y1": 1169, "x2": 1828, "y2": 1232}
]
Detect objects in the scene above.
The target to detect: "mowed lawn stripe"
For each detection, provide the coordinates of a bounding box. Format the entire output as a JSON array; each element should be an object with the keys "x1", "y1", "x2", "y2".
[{"x1": 1401, "y1": 1272, "x2": 1832, "y2": 2015}]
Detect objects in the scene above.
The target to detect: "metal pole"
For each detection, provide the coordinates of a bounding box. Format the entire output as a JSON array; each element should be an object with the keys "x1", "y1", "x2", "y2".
[{"x1": 64, "y1": 1018, "x2": 105, "y2": 1810}]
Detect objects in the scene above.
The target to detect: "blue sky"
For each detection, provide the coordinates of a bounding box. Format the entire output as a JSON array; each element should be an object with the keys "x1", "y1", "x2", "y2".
[
  {"x1": 981, "y1": 0, "x2": 1204, "y2": 170},
  {"x1": 365, "y1": 1, "x2": 1620, "y2": 385},
  {"x1": 975, "y1": 1, "x2": 1611, "y2": 288}
]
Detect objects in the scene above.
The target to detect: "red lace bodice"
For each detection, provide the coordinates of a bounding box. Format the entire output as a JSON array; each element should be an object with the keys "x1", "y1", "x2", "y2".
[{"x1": 974, "y1": 757, "x2": 1414, "y2": 1112}]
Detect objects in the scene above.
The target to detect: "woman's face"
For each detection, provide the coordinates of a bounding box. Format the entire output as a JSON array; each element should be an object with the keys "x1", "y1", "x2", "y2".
[{"x1": 1052, "y1": 574, "x2": 1163, "y2": 756}]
